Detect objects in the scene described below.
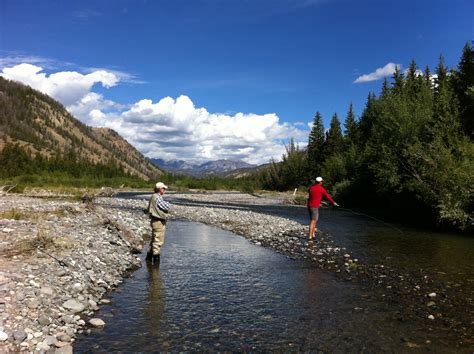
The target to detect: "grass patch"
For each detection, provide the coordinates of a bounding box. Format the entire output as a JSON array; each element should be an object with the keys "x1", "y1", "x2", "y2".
[
  {"x1": 0, "y1": 208, "x2": 68, "y2": 221},
  {"x1": 14, "y1": 226, "x2": 73, "y2": 256},
  {"x1": 0, "y1": 208, "x2": 27, "y2": 220}
]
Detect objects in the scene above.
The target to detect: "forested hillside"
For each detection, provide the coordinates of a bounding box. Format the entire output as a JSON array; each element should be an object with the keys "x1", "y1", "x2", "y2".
[
  {"x1": 0, "y1": 77, "x2": 163, "y2": 185},
  {"x1": 258, "y1": 43, "x2": 473, "y2": 230}
]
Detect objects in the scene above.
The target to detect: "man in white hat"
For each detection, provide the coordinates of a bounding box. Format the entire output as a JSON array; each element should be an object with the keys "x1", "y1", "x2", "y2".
[
  {"x1": 307, "y1": 177, "x2": 339, "y2": 240},
  {"x1": 146, "y1": 182, "x2": 171, "y2": 264}
]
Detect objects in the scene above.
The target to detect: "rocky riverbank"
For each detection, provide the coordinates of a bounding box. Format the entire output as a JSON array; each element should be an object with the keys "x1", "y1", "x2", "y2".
[
  {"x1": 0, "y1": 195, "x2": 147, "y2": 352},
  {"x1": 0, "y1": 193, "x2": 472, "y2": 352}
]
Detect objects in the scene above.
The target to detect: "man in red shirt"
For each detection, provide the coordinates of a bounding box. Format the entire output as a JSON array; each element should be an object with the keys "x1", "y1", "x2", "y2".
[{"x1": 307, "y1": 176, "x2": 339, "y2": 240}]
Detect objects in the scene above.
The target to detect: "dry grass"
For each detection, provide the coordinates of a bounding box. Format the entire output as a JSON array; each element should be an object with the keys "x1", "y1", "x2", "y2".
[
  {"x1": 0, "y1": 208, "x2": 68, "y2": 221},
  {"x1": 0, "y1": 208, "x2": 27, "y2": 220},
  {"x1": 13, "y1": 226, "x2": 73, "y2": 257}
]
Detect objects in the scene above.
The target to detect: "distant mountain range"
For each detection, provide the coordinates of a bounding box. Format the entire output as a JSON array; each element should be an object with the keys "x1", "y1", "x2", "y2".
[{"x1": 151, "y1": 158, "x2": 259, "y2": 177}]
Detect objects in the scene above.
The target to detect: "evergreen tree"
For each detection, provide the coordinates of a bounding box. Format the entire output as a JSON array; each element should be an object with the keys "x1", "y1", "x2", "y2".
[
  {"x1": 432, "y1": 56, "x2": 460, "y2": 145},
  {"x1": 454, "y1": 42, "x2": 474, "y2": 138},
  {"x1": 306, "y1": 111, "x2": 325, "y2": 178},
  {"x1": 358, "y1": 92, "x2": 378, "y2": 147},
  {"x1": 344, "y1": 103, "x2": 359, "y2": 145},
  {"x1": 325, "y1": 113, "x2": 344, "y2": 157},
  {"x1": 343, "y1": 103, "x2": 360, "y2": 178}
]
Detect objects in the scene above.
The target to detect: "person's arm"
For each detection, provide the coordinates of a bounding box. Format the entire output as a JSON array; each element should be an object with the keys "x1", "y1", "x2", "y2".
[
  {"x1": 156, "y1": 195, "x2": 171, "y2": 212},
  {"x1": 322, "y1": 188, "x2": 339, "y2": 206}
]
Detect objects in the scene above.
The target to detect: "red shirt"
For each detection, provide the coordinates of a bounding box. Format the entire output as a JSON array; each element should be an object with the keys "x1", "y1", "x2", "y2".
[{"x1": 307, "y1": 183, "x2": 335, "y2": 208}]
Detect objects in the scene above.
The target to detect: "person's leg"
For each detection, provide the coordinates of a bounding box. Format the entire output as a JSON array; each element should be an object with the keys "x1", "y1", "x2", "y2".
[
  {"x1": 147, "y1": 220, "x2": 156, "y2": 261},
  {"x1": 313, "y1": 208, "x2": 319, "y2": 238},
  {"x1": 151, "y1": 220, "x2": 165, "y2": 256},
  {"x1": 309, "y1": 219, "x2": 316, "y2": 240}
]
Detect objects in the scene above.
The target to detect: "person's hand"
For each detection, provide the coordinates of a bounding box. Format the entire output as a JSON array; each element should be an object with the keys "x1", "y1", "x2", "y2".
[{"x1": 334, "y1": 203, "x2": 339, "y2": 207}]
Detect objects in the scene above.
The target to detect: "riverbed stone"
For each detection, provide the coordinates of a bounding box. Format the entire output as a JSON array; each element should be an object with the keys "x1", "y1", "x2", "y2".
[
  {"x1": 40, "y1": 287, "x2": 54, "y2": 296},
  {"x1": 27, "y1": 299, "x2": 39, "y2": 309},
  {"x1": 55, "y1": 343, "x2": 73, "y2": 353},
  {"x1": 38, "y1": 314, "x2": 50, "y2": 326},
  {"x1": 89, "y1": 318, "x2": 105, "y2": 328},
  {"x1": 0, "y1": 331, "x2": 8, "y2": 341},
  {"x1": 57, "y1": 333, "x2": 71, "y2": 342},
  {"x1": 36, "y1": 341, "x2": 50, "y2": 351},
  {"x1": 44, "y1": 334, "x2": 58, "y2": 346},
  {"x1": 12, "y1": 329, "x2": 27, "y2": 342},
  {"x1": 62, "y1": 300, "x2": 85, "y2": 313}
]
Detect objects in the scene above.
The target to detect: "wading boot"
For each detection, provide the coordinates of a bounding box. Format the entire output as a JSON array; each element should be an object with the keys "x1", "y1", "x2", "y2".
[{"x1": 151, "y1": 254, "x2": 160, "y2": 266}]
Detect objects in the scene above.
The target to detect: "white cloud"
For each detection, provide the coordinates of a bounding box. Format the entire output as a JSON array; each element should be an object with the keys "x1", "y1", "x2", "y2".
[
  {"x1": 354, "y1": 63, "x2": 402, "y2": 83},
  {"x1": 1, "y1": 63, "x2": 118, "y2": 105},
  {"x1": 94, "y1": 95, "x2": 306, "y2": 164},
  {"x1": 0, "y1": 62, "x2": 307, "y2": 165}
]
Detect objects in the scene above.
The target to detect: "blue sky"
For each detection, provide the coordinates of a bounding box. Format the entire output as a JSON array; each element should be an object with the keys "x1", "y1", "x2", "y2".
[{"x1": 1, "y1": 0, "x2": 473, "y2": 164}]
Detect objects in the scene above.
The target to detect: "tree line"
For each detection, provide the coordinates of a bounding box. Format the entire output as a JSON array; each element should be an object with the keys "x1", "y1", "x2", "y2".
[
  {"x1": 258, "y1": 42, "x2": 473, "y2": 230},
  {"x1": 0, "y1": 144, "x2": 149, "y2": 189}
]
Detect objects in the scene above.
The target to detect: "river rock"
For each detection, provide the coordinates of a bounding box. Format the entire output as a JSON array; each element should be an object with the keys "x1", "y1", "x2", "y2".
[
  {"x1": 36, "y1": 341, "x2": 50, "y2": 351},
  {"x1": 89, "y1": 318, "x2": 105, "y2": 327},
  {"x1": 27, "y1": 299, "x2": 39, "y2": 309},
  {"x1": 40, "y1": 287, "x2": 54, "y2": 296},
  {"x1": 44, "y1": 334, "x2": 58, "y2": 346},
  {"x1": 62, "y1": 299, "x2": 85, "y2": 313},
  {"x1": 57, "y1": 333, "x2": 71, "y2": 342},
  {"x1": 12, "y1": 329, "x2": 27, "y2": 342},
  {"x1": 38, "y1": 314, "x2": 50, "y2": 326},
  {"x1": 0, "y1": 331, "x2": 8, "y2": 341},
  {"x1": 55, "y1": 344, "x2": 73, "y2": 353}
]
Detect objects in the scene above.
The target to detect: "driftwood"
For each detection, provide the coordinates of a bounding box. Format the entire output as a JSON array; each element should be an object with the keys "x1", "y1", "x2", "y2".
[
  {"x1": 95, "y1": 187, "x2": 116, "y2": 197},
  {"x1": 81, "y1": 187, "x2": 116, "y2": 205},
  {"x1": 0, "y1": 184, "x2": 17, "y2": 194},
  {"x1": 102, "y1": 218, "x2": 143, "y2": 253}
]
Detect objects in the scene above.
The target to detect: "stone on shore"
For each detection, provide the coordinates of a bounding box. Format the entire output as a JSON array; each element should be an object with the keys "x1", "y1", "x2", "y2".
[
  {"x1": 62, "y1": 300, "x2": 85, "y2": 313},
  {"x1": 89, "y1": 318, "x2": 106, "y2": 328},
  {"x1": 0, "y1": 331, "x2": 8, "y2": 341}
]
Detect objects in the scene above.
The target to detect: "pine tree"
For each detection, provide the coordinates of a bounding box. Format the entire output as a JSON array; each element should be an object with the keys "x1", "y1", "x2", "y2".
[
  {"x1": 454, "y1": 42, "x2": 474, "y2": 138},
  {"x1": 358, "y1": 93, "x2": 378, "y2": 147},
  {"x1": 307, "y1": 111, "x2": 325, "y2": 178},
  {"x1": 325, "y1": 113, "x2": 344, "y2": 157},
  {"x1": 344, "y1": 103, "x2": 358, "y2": 145},
  {"x1": 432, "y1": 56, "x2": 460, "y2": 145}
]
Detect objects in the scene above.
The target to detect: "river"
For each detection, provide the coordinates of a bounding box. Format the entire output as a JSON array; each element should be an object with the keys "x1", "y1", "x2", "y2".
[{"x1": 75, "y1": 192, "x2": 473, "y2": 352}]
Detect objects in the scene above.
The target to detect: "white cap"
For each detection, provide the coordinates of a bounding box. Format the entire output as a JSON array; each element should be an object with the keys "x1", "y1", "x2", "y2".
[
  {"x1": 155, "y1": 182, "x2": 168, "y2": 189},
  {"x1": 315, "y1": 176, "x2": 324, "y2": 182}
]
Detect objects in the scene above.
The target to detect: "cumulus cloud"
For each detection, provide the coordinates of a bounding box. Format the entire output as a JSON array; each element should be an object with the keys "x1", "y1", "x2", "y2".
[
  {"x1": 93, "y1": 95, "x2": 305, "y2": 164},
  {"x1": 0, "y1": 63, "x2": 307, "y2": 165},
  {"x1": 1, "y1": 63, "x2": 118, "y2": 105},
  {"x1": 354, "y1": 63, "x2": 402, "y2": 83}
]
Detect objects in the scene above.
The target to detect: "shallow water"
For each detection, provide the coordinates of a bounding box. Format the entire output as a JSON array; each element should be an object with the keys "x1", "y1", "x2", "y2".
[
  {"x1": 74, "y1": 221, "x2": 456, "y2": 352},
  {"x1": 166, "y1": 195, "x2": 474, "y2": 284}
]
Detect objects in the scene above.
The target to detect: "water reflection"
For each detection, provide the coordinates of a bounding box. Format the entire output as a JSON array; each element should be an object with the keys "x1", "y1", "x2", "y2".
[{"x1": 144, "y1": 263, "x2": 165, "y2": 338}]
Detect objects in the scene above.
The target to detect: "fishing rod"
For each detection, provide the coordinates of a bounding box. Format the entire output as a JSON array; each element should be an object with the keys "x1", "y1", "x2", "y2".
[{"x1": 36, "y1": 247, "x2": 69, "y2": 267}]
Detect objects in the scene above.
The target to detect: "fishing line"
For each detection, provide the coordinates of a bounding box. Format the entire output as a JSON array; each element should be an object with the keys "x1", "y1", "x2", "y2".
[{"x1": 334, "y1": 206, "x2": 404, "y2": 233}]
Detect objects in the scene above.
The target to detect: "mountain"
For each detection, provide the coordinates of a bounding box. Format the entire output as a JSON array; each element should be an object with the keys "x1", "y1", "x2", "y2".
[
  {"x1": 151, "y1": 158, "x2": 257, "y2": 176},
  {"x1": 151, "y1": 159, "x2": 197, "y2": 172},
  {"x1": 0, "y1": 77, "x2": 163, "y2": 180},
  {"x1": 222, "y1": 162, "x2": 271, "y2": 178}
]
